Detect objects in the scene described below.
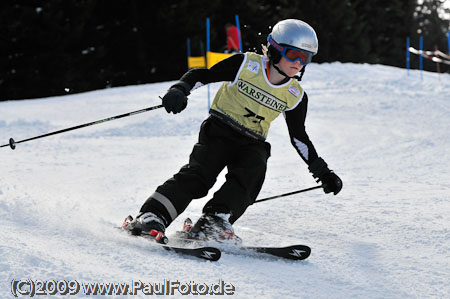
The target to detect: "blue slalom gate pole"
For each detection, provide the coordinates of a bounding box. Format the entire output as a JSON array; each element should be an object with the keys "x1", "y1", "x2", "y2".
[
  {"x1": 206, "y1": 17, "x2": 211, "y2": 110},
  {"x1": 447, "y1": 31, "x2": 450, "y2": 55},
  {"x1": 187, "y1": 38, "x2": 191, "y2": 57},
  {"x1": 419, "y1": 36, "x2": 423, "y2": 80},
  {"x1": 186, "y1": 38, "x2": 191, "y2": 70},
  {"x1": 235, "y1": 15, "x2": 243, "y2": 52},
  {"x1": 206, "y1": 18, "x2": 210, "y2": 55},
  {"x1": 406, "y1": 37, "x2": 410, "y2": 76}
]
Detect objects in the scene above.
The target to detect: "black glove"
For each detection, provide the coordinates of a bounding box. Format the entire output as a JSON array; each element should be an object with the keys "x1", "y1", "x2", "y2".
[
  {"x1": 308, "y1": 157, "x2": 343, "y2": 195},
  {"x1": 162, "y1": 81, "x2": 191, "y2": 114}
]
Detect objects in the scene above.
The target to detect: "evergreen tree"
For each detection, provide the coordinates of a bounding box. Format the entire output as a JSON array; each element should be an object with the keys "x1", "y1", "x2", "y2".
[
  {"x1": 1, "y1": 0, "x2": 450, "y2": 100},
  {"x1": 411, "y1": 0, "x2": 450, "y2": 71},
  {"x1": 352, "y1": 0, "x2": 416, "y2": 66}
]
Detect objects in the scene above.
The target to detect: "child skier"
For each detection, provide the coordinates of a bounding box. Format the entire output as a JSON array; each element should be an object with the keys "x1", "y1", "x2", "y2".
[{"x1": 124, "y1": 19, "x2": 342, "y2": 242}]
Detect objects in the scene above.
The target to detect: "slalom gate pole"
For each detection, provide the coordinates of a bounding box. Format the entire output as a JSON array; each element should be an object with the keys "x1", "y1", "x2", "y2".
[
  {"x1": 206, "y1": 17, "x2": 211, "y2": 110},
  {"x1": 447, "y1": 31, "x2": 450, "y2": 56},
  {"x1": 435, "y1": 44, "x2": 441, "y2": 81},
  {"x1": 186, "y1": 37, "x2": 191, "y2": 67},
  {"x1": 420, "y1": 36, "x2": 423, "y2": 80},
  {"x1": 254, "y1": 185, "x2": 323, "y2": 204},
  {"x1": 406, "y1": 37, "x2": 410, "y2": 76},
  {"x1": 235, "y1": 14, "x2": 243, "y2": 52},
  {"x1": 1, "y1": 104, "x2": 164, "y2": 150}
]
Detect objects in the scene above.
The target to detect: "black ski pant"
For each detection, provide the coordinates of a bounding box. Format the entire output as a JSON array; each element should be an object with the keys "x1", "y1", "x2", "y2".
[{"x1": 140, "y1": 116, "x2": 271, "y2": 226}]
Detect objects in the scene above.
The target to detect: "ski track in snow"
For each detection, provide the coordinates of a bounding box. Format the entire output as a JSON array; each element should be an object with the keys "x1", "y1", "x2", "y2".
[{"x1": 1, "y1": 62, "x2": 449, "y2": 298}]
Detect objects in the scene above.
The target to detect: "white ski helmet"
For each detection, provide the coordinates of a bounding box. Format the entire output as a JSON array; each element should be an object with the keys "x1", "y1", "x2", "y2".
[{"x1": 269, "y1": 19, "x2": 318, "y2": 55}]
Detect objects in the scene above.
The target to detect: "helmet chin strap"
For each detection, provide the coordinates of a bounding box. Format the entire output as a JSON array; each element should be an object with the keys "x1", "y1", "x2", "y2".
[{"x1": 272, "y1": 62, "x2": 302, "y2": 81}]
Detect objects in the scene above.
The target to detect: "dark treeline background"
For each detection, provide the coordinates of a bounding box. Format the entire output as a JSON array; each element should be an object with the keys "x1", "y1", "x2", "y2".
[{"x1": 1, "y1": 0, "x2": 449, "y2": 101}]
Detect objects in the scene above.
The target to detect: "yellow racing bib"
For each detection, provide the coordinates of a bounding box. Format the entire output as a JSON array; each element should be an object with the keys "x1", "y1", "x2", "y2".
[{"x1": 210, "y1": 52, "x2": 304, "y2": 140}]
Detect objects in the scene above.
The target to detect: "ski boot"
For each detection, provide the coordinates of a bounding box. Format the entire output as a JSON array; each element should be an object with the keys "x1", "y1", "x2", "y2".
[
  {"x1": 122, "y1": 212, "x2": 168, "y2": 244},
  {"x1": 181, "y1": 213, "x2": 242, "y2": 245}
]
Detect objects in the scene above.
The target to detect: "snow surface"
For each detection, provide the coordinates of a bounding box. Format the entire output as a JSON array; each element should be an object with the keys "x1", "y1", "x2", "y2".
[{"x1": 1, "y1": 63, "x2": 450, "y2": 298}]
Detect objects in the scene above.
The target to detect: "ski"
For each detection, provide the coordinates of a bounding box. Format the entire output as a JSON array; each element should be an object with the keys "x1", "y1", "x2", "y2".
[
  {"x1": 242, "y1": 244, "x2": 310, "y2": 260},
  {"x1": 171, "y1": 217, "x2": 311, "y2": 261},
  {"x1": 117, "y1": 229, "x2": 221, "y2": 261},
  {"x1": 171, "y1": 237, "x2": 310, "y2": 261},
  {"x1": 161, "y1": 244, "x2": 221, "y2": 261},
  {"x1": 117, "y1": 216, "x2": 221, "y2": 262}
]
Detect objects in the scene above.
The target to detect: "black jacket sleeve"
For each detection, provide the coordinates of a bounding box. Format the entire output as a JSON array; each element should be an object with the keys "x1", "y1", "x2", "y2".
[
  {"x1": 284, "y1": 92, "x2": 319, "y2": 165},
  {"x1": 176, "y1": 54, "x2": 245, "y2": 91}
]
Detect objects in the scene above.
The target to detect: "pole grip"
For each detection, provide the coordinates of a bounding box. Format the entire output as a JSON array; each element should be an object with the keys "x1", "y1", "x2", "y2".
[{"x1": 9, "y1": 138, "x2": 16, "y2": 150}]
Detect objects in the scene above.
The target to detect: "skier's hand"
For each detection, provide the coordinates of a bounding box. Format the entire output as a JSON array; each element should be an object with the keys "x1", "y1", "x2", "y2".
[
  {"x1": 162, "y1": 87, "x2": 188, "y2": 114},
  {"x1": 161, "y1": 81, "x2": 191, "y2": 114},
  {"x1": 318, "y1": 171, "x2": 342, "y2": 195},
  {"x1": 308, "y1": 157, "x2": 342, "y2": 195}
]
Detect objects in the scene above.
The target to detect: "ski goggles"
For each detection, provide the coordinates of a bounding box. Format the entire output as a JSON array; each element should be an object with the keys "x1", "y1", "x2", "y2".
[{"x1": 268, "y1": 35, "x2": 314, "y2": 65}]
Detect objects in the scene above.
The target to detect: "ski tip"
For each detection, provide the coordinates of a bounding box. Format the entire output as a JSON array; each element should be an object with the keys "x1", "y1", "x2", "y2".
[
  {"x1": 198, "y1": 247, "x2": 221, "y2": 261},
  {"x1": 286, "y1": 245, "x2": 311, "y2": 260},
  {"x1": 162, "y1": 245, "x2": 222, "y2": 262}
]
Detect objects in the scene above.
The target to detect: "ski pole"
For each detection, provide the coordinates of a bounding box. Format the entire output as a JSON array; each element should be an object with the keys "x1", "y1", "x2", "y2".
[
  {"x1": 1, "y1": 104, "x2": 164, "y2": 150},
  {"x1": 254, "y1": 185, "x2": 323, "y2": 204}
]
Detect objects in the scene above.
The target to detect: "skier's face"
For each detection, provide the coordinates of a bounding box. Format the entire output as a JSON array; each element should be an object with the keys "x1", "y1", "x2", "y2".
[{"x1": 277, "y1": 57, "x2": 304, "y2": 77}]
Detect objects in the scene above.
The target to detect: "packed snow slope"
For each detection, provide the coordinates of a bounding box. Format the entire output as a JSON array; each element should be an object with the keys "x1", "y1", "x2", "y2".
[{"x1": 1, "y1": 62, "x2": 449, "y2": 298}]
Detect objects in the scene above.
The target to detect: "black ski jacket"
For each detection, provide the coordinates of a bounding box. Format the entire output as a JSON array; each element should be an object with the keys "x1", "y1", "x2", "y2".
[{"x1": 177, "y1": 53, "x2": 319, "y2": 165}]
